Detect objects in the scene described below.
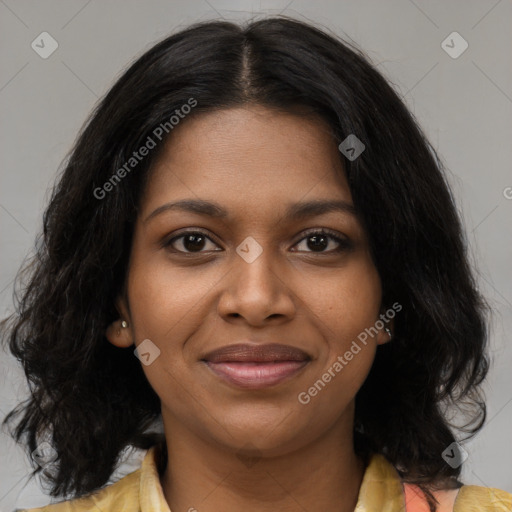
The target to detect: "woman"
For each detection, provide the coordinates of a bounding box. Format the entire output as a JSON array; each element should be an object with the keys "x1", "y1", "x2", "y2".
[{"x1": 2, "y1": 16, "x2": 510, "y2": 512}]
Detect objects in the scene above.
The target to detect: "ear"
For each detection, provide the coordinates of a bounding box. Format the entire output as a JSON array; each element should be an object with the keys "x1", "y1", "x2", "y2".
[
  {"x1": 375, "y1": 307, "x2": 394, "y2": 346},
  {"x1": 105, "y1": 294, "x2": 134, "y2": 348}
]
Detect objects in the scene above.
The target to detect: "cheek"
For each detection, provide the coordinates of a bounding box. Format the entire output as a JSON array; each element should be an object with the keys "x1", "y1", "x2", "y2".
[
  {"x1": 301, "y1": 257, "x2": 382, "y2": 342},
  {"x1": 125, "y1": 263, "x2": 203, "y2": 412},
  {"x1": 297, "y1": 267, "x2": 381, "y2": 413},
  {"x1": 297, "y1": 257, "x2": 381, "y2": 399},
  {"x1": 126, "y1": 251, "x2": 218, "y2": 341},
  {"x1": 297, "y1": 341, "x2": 375, "y2": 430},
  {"x1": 125, "y1": 250, "x2": 231, "y2": 405}
]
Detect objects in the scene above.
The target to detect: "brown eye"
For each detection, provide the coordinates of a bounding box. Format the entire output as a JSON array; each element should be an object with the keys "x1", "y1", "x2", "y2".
[
  {"x1": 164, "y1": 231, "x2": 220, "y2": 253},
  {"x1": 292, "y1": 230, "x2": 352, "y2": 254}
]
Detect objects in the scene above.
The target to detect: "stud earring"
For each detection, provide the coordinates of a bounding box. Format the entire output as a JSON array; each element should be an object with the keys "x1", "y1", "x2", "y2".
[
  {"x1": 117, "y1": 320, "x2": 129, "y2": 336},
  {"x1": 384, "y1": 327, "x2": 392, "y2": 340}
]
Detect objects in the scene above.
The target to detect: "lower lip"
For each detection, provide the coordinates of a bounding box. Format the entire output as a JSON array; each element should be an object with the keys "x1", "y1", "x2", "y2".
[{"x1": 204, "y1": 361, "x2": 309, "y2": 389}]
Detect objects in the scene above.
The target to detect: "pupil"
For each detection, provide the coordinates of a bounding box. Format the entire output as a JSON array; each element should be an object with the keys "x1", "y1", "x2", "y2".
[
  {"x1": 184, "y1": 234, "x2": 205, "y2": 251},
  {"x1": 308, "y1": 235, "x2": 328, "y2": 251}
]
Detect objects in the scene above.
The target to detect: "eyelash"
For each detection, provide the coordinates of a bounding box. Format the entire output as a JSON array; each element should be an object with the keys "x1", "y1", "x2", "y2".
[{"x1": 162, "y1": 228, "x2": 352, "y2": 255}]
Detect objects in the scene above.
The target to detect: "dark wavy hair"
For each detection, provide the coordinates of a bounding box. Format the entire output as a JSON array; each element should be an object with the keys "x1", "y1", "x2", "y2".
[{"x1": 1, "y1": 16, "x2": 489, "y2": 512}]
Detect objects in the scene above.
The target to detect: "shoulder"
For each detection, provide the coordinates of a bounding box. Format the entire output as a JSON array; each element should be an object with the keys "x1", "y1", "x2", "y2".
[
  {"x1": 452, "y1": 484, "x2": 512, "y2": 512},
  {"x1": 19, "y1": 468, "x2": 141, "y2": 512},
  {"x1": 404, "y1": 480, "x2": 512, "y2": 512}
]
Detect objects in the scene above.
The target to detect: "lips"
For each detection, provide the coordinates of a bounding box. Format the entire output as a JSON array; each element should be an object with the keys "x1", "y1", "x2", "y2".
[
  {"x1": 203, "y1": 343, "x2": 310, "y2": 363},
  {"x1": 201, "y1": 343, "x2": 311, "y2": 389}
]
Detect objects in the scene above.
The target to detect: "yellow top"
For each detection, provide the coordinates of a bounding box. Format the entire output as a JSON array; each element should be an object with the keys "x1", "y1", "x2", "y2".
[{"x1": 21, "y1": 446, "x2": 512, "y2": 512}]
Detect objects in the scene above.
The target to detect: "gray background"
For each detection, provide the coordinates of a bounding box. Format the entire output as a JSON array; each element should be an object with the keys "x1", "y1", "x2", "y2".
[{"x1": 1, "y1": 0, "x2": 511, "y2": 509}]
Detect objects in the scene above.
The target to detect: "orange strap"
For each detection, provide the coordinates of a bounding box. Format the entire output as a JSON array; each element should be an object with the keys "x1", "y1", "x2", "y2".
[
  {"x1": 404, "y1": 483, "x2": 460, "y2": 512},
  {"x1": 403, "y1": 483, "x2": 431, "y2": 512}
]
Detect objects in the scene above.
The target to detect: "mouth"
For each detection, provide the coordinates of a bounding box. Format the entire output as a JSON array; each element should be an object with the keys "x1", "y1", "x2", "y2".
[{"x1": 201, "y1": 343, "x2": 311, "y2": 389}]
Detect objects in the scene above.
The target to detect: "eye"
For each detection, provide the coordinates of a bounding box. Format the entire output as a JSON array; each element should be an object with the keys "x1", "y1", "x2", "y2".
[
  {"x1": 292, "y1": 229, "x2": 352, "y2": 254},
  {"x1": 162, "y1": 228, "x2": 352, "y2": 255},
  {"x1": 163, "y1": 230, "x2": 221, "y2": 254}
]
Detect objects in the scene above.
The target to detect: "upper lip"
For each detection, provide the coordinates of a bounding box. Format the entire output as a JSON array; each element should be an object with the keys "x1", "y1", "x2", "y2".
[{"x1": 202, "y1": 343, "x2": 311, "y2": 363}]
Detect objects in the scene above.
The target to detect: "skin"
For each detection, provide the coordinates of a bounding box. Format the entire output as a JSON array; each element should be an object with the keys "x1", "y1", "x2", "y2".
[{"x1": 106, "y1": 105, "x2": 392, "y2": 512}]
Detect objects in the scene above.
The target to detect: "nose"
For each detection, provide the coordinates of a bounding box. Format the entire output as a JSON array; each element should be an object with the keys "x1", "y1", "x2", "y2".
[{"x1": 217, "y1": 243, "x2": 296, "y2": 326}]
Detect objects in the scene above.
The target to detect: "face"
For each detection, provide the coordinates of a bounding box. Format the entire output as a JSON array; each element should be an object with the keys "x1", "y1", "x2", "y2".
[{"x1": 107, "y1": 105, "x2": 390, "y2": 456}]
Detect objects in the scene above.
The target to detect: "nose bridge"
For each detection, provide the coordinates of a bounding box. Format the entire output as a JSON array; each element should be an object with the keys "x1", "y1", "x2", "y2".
[
  {"x1": 233, "y1": 235, "x2": 280, "y2": 297},
  {"x1": 217, "y1": 235, "x2": 295, "y2": 322}
]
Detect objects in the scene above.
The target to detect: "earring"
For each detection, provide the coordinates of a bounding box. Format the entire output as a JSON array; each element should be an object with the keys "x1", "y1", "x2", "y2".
[
  {"x1": 384, "y1": 327, "x2": 392, "y2": 340},
  {"x1": 117, "y1": 320, "x2": 128, "y2": 336}
]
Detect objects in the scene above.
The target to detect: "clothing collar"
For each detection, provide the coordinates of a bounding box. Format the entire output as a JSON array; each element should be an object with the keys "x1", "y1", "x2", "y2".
[
  {"x1": 139, "y1": 445, "x2": 405, "y2": 512},
  {"x1": 139, "y1": 444, "x2": 171, "y2": 512}
]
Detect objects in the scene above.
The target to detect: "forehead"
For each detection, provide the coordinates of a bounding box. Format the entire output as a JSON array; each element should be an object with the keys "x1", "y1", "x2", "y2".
[{"x1": 141, "y1": 105, "x2": 352, "y2": 214}]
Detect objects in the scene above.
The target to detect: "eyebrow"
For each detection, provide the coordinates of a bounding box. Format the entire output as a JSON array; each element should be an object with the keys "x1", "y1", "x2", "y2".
[{"x1": 144, "y1": 198, "x2": 358, "y2": 224}]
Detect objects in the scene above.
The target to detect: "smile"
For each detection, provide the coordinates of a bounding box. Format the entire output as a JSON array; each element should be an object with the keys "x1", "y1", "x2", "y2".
[{"x1": 204, "y1": 360, "x2": 309, "y2": 389}]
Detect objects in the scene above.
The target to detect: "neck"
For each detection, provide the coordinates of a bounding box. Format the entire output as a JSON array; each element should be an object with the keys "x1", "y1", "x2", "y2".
[{"x1": 159, "y1": 411, "x2": 366, "y2": 512}]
